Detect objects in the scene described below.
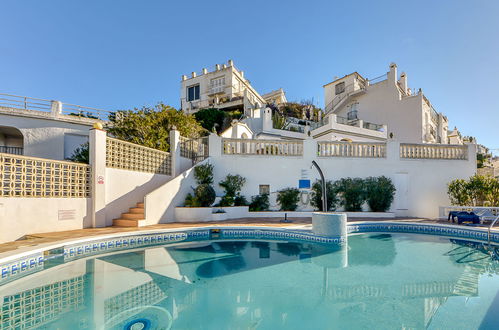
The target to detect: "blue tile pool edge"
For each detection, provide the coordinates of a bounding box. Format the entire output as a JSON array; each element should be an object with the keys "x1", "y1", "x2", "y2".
[{"x1": 1, "y1": 222, "x2": 498, "y2": 286}]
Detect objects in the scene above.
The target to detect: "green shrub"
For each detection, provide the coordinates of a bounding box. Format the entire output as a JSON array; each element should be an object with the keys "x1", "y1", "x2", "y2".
[
  {"x1": 310, "y1": 180, "x2": 338, "y2": 211},
  {"x1": 185, "y1": 163, "x2": 215, "y2": 207},
  {"x1": 277, "y1": 188, "x2": 300, "y2": 211},
  {"x1": 448, "y1": 175, "x2": 499, "y2": 207},
  {"x1": 194, "y1": 184, "x2": 216, "y2": 207},
  {"x1": 219, "y1": 174, "x2": 246, "y2": 206},
  {"x1": 447, "y1": 179, "x2": 472, "y2": 206},
  {"x1": 334, "y1": 178, "x2": 366, "y2": 211},
  {"x1": 194, "y1": 163, "x2": 214, "y2": 185},
  {"x1": 364, "y1": 176, "x2": 396, "y2": 212},
  {"x1": 234, "y1": 195, "x2": 249, "y2": 206},
  {"x1": 249, "y1": 194, "x2": 270, "y2": 211}
]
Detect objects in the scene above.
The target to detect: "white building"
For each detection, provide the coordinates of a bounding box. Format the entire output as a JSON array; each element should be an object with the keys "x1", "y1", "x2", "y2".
[
  {"x1": 323, "y1": 63, "x2": 454, "y2": 144},
  {"x1": 180, "y1": 60, "x2": 285, "y2": 116}
]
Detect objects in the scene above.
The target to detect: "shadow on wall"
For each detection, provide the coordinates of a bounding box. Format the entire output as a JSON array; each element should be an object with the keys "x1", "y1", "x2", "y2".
[{"x1": 144, "y1": 159, "x2": 207, "y2": 224}]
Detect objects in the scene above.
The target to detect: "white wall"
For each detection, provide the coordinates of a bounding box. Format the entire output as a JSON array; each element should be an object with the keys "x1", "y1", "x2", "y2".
[
  {"x1": 105, "y1": 168, "x2": 171, "y2": 225},
  {"x1": 0, "y1": 112, "x2": 93, "y2": 160},
  {"x1": 0, "y1": 197, "x2": 91, "y2": 243},
  {"x1": 144, "y1": 160, "x2": 204, "y2": 225}
]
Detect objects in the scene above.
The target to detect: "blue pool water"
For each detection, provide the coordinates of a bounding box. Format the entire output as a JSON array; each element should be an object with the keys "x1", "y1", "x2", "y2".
[{"x1": 1, "y1": 233, "x2": 499, "y2": 329}]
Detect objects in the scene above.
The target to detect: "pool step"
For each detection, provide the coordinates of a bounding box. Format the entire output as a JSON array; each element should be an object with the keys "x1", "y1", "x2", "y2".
[
  {"x1": 113, "y1": 202, "x2": 145, "y2": 227},
  {"x1": 113, "y1": 219, "x2": 147, "y2": 227}
]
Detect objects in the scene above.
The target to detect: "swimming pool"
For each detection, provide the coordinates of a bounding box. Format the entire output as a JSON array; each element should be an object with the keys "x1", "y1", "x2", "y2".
[{"x1": 1, "y1": 231, "x2": 499, "y2": 329}]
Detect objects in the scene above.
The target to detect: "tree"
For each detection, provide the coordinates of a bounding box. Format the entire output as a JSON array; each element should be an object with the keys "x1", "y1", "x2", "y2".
[
  {"x1": 67, "y1": 142, "x2": 89, "y2": 164},
  {"x1": 107, "y1": 103, "x2": 204, "y2": 152},
  {"x1": 447, "y1": 175, "x2": 499, "y2": 207},
  {"x1": 194, "y1": 108, "x2": 243, "y2": 134},
  {"x1": 277, "y1": 188, "x2": 300, "y2": 211}
]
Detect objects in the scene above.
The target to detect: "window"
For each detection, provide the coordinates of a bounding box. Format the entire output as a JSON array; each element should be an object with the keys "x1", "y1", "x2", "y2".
[
  {"x1": 335, "y1": 82, "x2": 345, "y2": 95},
  {"x1": 210, "y1": 77, "x2": 225, "y2": 93},
  {"x1": 187, "y1": 85, "x2": 200, "y2": 101},
  {"x1": 259, "y1": 184, "x2": 270, "y2": 195}
]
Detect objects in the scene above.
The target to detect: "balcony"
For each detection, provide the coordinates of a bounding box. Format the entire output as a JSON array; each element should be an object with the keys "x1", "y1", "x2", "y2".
[
  {"x1": 0, "y1": 146, "x2": 23, "y2": 155},
  {"x1": 311, "y1": 114, "x2": 387, "y2": 140}
]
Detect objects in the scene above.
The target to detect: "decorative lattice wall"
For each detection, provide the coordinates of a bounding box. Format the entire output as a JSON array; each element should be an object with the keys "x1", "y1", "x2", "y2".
[
  {"x1": 0, "y1": 275, "x2": 85, "y2": 329},
  {"x1": 0, "y1": 153, "x2": 90, "y2": 198},
  {"x1": 106, "y1": 137, "x2": 171, "y2": 175}
]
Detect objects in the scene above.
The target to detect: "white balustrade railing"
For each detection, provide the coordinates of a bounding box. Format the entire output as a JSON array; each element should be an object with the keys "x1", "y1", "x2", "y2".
[
  {"x1": 223, "y1": 138, "x2": 303, "y2": 156},
  {"x1": 400, "y1": 143, "x2": 468, "y2": 160},
  {"x1": 318, "y1": 141, "x2": 387, "y2": 158},
  {"x1": 106, "y1": 137, "x2": 171, "y2": 175},
  {"x1": 0, "y1": 153, "x2": 90, "y2": 198}
]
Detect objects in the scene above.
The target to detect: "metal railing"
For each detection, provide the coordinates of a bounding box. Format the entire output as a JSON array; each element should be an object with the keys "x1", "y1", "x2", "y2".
[
  {"x1": 106, "y1": 137, "x2": 171, "y2": 175},
  {"x1": 488, "y1": 215, "x2": 499, "y2": 245},
  {"x1": 0, "y1": 146, "x2": 23, "y2": 155},
  {"x1": 400, "y1": 143, "x2": 468, "y2": 160},
  {"x1": 318, "y1": 141, "x2": 387, "y2": 158},
  {"x1": 61, "y1": 103, "x2": 115, "y2": 121},
  {"x1": 325, "y1": 80, "x2": 367, "y2": 113},
  {"x1": 179, "y1": 136, "x2": 209, "y2": 164},
  {"x1": 223, "y1": 138, "x2": 303, "y2": 156},
  {"x1": 0, "y1": 92, "x2": 114, "y2": 121},
  {"x1": 0, "y1": 93, "x2": 52, "y2": 112},
  {"x1": 0, "y1": 153, "x2": 90, "y2": 198}
]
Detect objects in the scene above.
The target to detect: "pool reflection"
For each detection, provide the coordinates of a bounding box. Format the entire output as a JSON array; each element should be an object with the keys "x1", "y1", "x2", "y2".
[{"x1": 1, "y1": 234, "x2": 499, "y2": 329}]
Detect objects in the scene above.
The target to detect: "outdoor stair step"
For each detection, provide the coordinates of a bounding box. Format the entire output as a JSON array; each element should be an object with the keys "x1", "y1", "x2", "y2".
[
  {"x1": 121, "y1": 213, "x2": 145, "y2": 220},
  {"x1": 129, "y1": 207, "x2": 144, "y2": 214},
  {"x1": 113, "y1": 219, "x2": 146, "y2": 227}
]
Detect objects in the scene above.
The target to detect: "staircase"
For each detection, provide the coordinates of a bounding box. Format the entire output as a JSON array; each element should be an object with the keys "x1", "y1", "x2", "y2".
[{"x1": 113, "y1": 202, "x2": 146, "y2": 227}]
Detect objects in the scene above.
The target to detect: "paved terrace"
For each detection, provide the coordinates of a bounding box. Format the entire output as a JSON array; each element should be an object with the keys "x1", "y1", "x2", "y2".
[{"x1": 0, "y1": 217, "x2": 468, "y2": 256}]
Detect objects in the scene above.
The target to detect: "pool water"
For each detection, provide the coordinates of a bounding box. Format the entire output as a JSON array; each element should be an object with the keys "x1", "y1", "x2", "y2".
[{"x1": 1, "y1": 233, "x2": 499, "y2": 329}]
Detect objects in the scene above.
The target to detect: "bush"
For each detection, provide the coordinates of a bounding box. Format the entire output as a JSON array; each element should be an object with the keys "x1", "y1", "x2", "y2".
[
  {"x1": 185, "y1": 163, "x2": 215, "y2": 207},
  {"x1": 334, "y1": 178, "x2": 366, "y2": 211},
  {"x1": 234, "y1": 195, "x2": 249, "y2": 206},
  {"x1": 219, "y1": 174, "x2": 246, "y2": 206},
  {"x1": 194, "y1": 163, "x2": 214, "y2": 185},
  {"x1": 448, "y1": 175, "x2": 499, "y2": 207},
  {"x1": 277, "y1": 188, "x2": 300, "y2": 211},
  {"x1": 249, "y1": 194, "x2": 270, "y2": 211},
  {"x1": 193, "y1": 184, "x2": 216, "y2": 207},
  {"x1": 310, "y1": 180, "x2": 338, "y2": 211},
  {"x1": 364, "y1": 176, "x2": 396, "y2": 212}
]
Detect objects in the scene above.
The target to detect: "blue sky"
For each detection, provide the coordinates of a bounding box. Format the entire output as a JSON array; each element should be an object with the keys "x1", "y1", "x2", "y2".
[{"x1": 1, "y1": 0, "x2": 498, "y2": 153}]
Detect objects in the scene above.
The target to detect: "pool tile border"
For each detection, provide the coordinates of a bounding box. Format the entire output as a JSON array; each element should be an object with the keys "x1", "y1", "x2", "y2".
[{"x1": 1, "y1": 222, "x2": 498, "y2": 286}]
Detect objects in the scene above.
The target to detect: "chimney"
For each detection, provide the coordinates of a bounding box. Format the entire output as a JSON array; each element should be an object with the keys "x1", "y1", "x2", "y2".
[
  {"x1": 228, "y1": 59, "x2": 234, "y2": 66},
  {"x1": 181, "y1": 75, "x2": 187, "y2": 81},
  {"x1": 202, "y1": 68, "x2": 208, "y2": 74},
  {"x1": 215, "y1": 64, "x2": 221, "y2": 71},
  {"x1": 222, "y1": 64, "x2": 227, "y2": 69},
  {"x1": 388, "y1": 62, "x2": 397, "y2": 85},
  {"x1": 399, "y1": 72, "x2": 408, "y2": 92},
  {"x1": 240, "y1": 71, "x2": 244, "y2": 78},
  {"x1": 191, "y1": 72, "x2": 197, "y2": 78}
]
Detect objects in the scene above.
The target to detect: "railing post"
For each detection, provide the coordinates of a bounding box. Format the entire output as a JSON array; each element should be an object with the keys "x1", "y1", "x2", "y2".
[
  {"x1": 209, "y1": 133, "x2": 222, "y2": 158},
  {"x1": 89, "y1": 126, "x2": 107, "y2": 227},
  {"x1": 169, "y1": 129, "x2": 181, "y2": 177},
  {"x1": 50, "y1": 100, "x2": 62, "y2": 117}
]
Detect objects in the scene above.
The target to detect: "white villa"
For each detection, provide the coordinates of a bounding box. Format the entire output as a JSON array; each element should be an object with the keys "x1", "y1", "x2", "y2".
[
  {"x1": 180, "y1": 60, "x2": 286, "y2": 116},
  {"x1": 210, "y1": 61, "x2": 462, "y2": 145},
  {"x1": 0, "y1": 61, "x2": 479, "y2": 243}
]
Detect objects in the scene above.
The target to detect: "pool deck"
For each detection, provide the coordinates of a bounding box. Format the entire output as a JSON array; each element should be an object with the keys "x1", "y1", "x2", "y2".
[{"x1": 0, "y1": 216, "x2": 463, "y2": 257}]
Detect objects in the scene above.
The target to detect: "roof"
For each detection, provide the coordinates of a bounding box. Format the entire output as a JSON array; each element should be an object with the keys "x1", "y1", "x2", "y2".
[{"x1": 323, "y1": 72, "x2": 365, "y2": 88}]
